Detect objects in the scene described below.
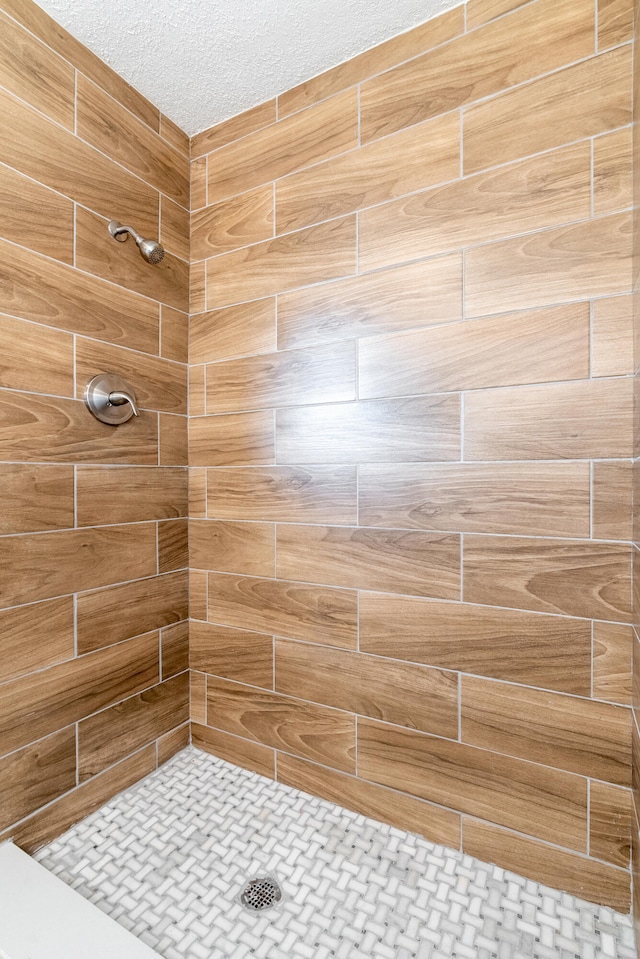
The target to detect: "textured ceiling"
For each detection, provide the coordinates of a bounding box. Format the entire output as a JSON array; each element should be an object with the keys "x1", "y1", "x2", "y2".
[{"x1": 35, "y1": 0, "x2": 463, "y2": 137}]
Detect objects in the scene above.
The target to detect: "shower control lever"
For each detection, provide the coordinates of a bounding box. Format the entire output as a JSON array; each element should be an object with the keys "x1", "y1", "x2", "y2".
[{"x1": 84, "y1": 373, "x2": 139, "y2": 425}]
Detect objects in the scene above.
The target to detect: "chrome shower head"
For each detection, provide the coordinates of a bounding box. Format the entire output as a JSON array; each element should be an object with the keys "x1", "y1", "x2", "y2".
[{"x1": 108, "y1": 220, "x2": 165, "y2": 264}]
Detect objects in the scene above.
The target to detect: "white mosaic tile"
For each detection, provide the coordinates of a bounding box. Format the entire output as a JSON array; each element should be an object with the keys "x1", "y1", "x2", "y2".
[{"x1": 35, "y1": 747, "x2": 636, "y2": 959}]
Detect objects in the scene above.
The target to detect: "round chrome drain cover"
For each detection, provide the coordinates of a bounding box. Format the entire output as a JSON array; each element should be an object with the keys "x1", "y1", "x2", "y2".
[{"x1": 240, "y1": 876, "x2": 282, "y2": 912}]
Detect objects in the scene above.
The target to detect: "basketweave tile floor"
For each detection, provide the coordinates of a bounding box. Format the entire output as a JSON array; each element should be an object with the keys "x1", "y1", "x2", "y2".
[{"x1": 35, "y1": 746, "x2": 635, "y2": 959}]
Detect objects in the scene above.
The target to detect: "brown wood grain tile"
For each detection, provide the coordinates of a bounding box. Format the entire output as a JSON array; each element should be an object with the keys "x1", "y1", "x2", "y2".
[
  {"x1": 191, "y1": 672, "x2": 207, "y2": 725},
  {"x1": 359, "y1": 303, "x2": 589, "y2": 399},
  {"x1": 463, "y1": 535, "x2": 632, "y2": 623},
  {"x1": 0, "y1": 728, "x2": 76, "y2": 832},
  {"x1": 0, "y1": 163, "x2": 73, "y2": 263},
  {"x1": 75, "y1": 208, "x2": 189, "y2": 314},
  {"x1": 598, "y1": 0, "x2": 634, "y2": 48},
  {"x1": 76, "y1": 571, "x2": 188, "y2": 654},
  {"x1": 0, "y1": 388, "x2": 158, "y2": 465},
  {"x1": 0, "y1": 598, "x2": 74, "y2": 685},
  {"x1": 191, "y1": 156, "x2": 207, "y2": 210},
  {"x1": 206, "y1": 466, "x2": 357, "y2": 524},
  {"x1": 189, "y1": 411, "x2": 274, "y2": 466},
  {"x1": 0, "y1": 632, "x2": 159, "y2": 757},
  {"x1": 276, "y1": 524, "x2": 460, "y2": 599},
  {"x1": 462, "y1": 819, "x2": 630, "y2": 911},
  {"x1": 358, "y1": 717, "x2": 588, "y2": 850},
  {"x1": 465, "y1": 212, "x2": 632, "y2": 316},
  {"x1": 464, "y1": 379, "x2": 633, "y2": 460},
  {"x1": 0, "y1": 236, "x2": 159, "y2": 354},
  {"x1": 161, "y1": 621, "x2": 189, "y2": 679},
  {"x1": 277, "y1": 8, "x2": 464, "y2": 117},
  {"x1": 277, "y1": 395, "x2": 460, "y2": 464},
  {"x1": 277, "y1": 255, "x2": 462, "y2": 350},
  {"x1": 160, "y1": 196, "x2": 189, "y2": 263},
  {"x1": 189, "y1": 366, "x2": 206, "y2": 417},
  {"x1": 0, "y1": 464, "x2": 74, "y2": 534},
  {"x1": 76, "y1": 75, "x2": 189, "y2": 206},
  {"x1": 191, "y1": 299, "x2": 276, "y2": 364},
  {"x1": 206, "y1": 216, "x2": 356, "y2": 309},
  {"x1": 158, "y1": 518, "x2": 188, "y2": 573},
  {"x1": 159, "y1": 414, "x2": 187, "y2": 466},
  {"x1": 160, "y1": 307, "x2": 188, "y2": 363},
  {"x1": 76, "y1": 466, "x2": 187, "y2": 526},
  {"x1": 206, "y1": 342, "x2": 356, "y2": 413},
  {"x1": 590, "y1": 781, "x2": 632, "y2": 867},
  {"x1": 206, "y1": 675, "x2": 356, "y2": 772},
  {"x1": 160, "y1": 114, "x2": 189, "y2": 156},
  {"x1": 359, "y1": 462, "x2": 591, "y2": 538},
  {"x1": 190, "y1": 621, "x2": 273, "y2": 688},
  {"x1": 0, "y1": 85, "x2": 159, "y2": 239},
  {"x1": 192, "y1": 723, "x2": 275, "y2": 779},
  {"x1": 189, "y1": 571, "x2": 208, "y2": 622},
  {"x1": 461, "y1": 676, "x2": 631, "y2": 784},
  {"x1": 208, "y1": 90, "x2": 357, "y2": 204},
  {"x1": 6, "y1": 747, "x2": 157, "y2": 854},
  {"x1": 593, "y1": 462, "x2": 633, "y2": 540},
  {"x1": 0, "y1": 313, "x2": 73, "y2": 397},
  {"x1": 360, "y1": 0, "x2": 594, "y2": 143},
  {"x1": 191, "y1": 185, "x2": 274, "y2": 259},
  {"x1": 276, "y1": 753, "x2": 461, "y2": 848},
  {"x1": 189, "y1": 468, "x2": 207, "y2": 518},
  {"x1": 463, "y1": 47, "x2": 631, "y2": 175},
  {"x1": 207, "y1": 572, "x2": 358, "y2": 649},
  {"x1": 191, "y1": 99, "x2": 276, "y2": 158},
  {"x1": 190, "y1": 261, "x2": 206, "y2": 313},
  {"x1": 78, "y1": 673, "x2": 189, "y2": 781},
  {"x1": 594, "y1": 127, "x2": 633, "y2": 216},
  {"x1": 359, "y1": 143, "x2": 591, "y2": 273},
  {"x1": 593, "y1": 622, "x2": 633, "y2": 705},
  {"x1": 275, "y1": 639, "x2": 458, "y2": 738},
  {"x1": 157, "y1": 724, "x2": 190, "y2": 765},
  {"x1": 592, "y1": 295, "x2": 634, "y2": 376},
  {"x1": 359, "y1": 591, "x2": 592, "y2": 696},
  {"x1": 465, "y1": 0, "x2": 530, "y2": 30},
  {"x1": 276, "y1": 110, "x2": 460, "y2": 233},
  {"x1": 190, "y1": 519, "x2": 275, "y2": 577},
  {"x1": 0, "y1": 523, "x2": 157, "y2": 611}
]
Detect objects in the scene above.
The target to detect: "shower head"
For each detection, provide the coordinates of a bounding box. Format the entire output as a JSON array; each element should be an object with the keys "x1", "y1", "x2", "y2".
[{"x1": 108, "y1": 220, "x2": 165, "y2": 264}]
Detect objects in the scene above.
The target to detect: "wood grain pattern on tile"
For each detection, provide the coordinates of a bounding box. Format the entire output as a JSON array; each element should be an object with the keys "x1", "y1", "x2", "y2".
[
  {"x1": 192, "y1": 723, "x2": 275, "y2": 779},
  {"x1": 592, "y1": 295, "x2": 634, "y2": 377},
  {"x1": 358, "y1": 717, "x2": 588, "y2": 850},
  {"x1": 358, "y1": 303, "x2": 589, "y2": 399},
  {"x1": 277, "y1": 395, "x2": 460, "y2": 464},
  {"x1": 463, "y1": 47, "x2": 631, "y2": 175},
  {"x1": 189, "y1": 571, "x2": 208, "y2": 623},
  {"x1": 160, "y1": 306, "x2": 188, "y2": 364},
  {"x1": 593, "y1": 622, "x2": 633, "y2": 704},
  {"x1": 593, "y1": 461, "x2": 633, "y2": 540},
  {"x1": 464, "y1": 378, "x2": 633, "y2": 460},
  {"x1": 277, "y1": 255, "x2": 462, "y2": 350},
  {"x1": 191, "y1": 155, "x2": 207, "y2": 210},
  {"x1": 0, "y1": 464, "x2": 74, "y2": 534},
  {"x1": 276, "y1": 524, "x2": 460, "y2": 599},
  {"x1": 190, "y1": 261, "x2": 206, "y2": 313},
  {"x1": 359, "y1": 462, "x2": 591, "y2": 538},
  {"x1": 191, "y1": 672, "x2": 207, "y2": 726},
  {"x1": 206, "y1": 215, "x2": 356, "y2": 309},
  {"x1": 597, "y1": 0, "x2": 634, "y2": 48},
  {"x1": 189, "y1": 411, "x2": 274, "y2": 467},
  {"x1": 276, "y1": 753, "x2": 461, "y2": 849},
  {"x1": 189, "y1": 468, "x2": 207, "y2": 518},
  {"x1": 160, "y1": 114, "x2": 189, "y2": 156},
  {"x1": 160, "y1": 197, "x2": 190, "y2": 263},
  {"x1": 159, "y1": 414, "x2": 188, "y2": 466},
  {"x1": 191, "y1": 184, "x2": 274, "y2": 259},
  {"x1": 190, "y1": 621, "x2": 273, "y2": 688},
  {"x1": 206, "y1": 675, "x2": 356, "y2": 772},
  {"x1": 590, "y1": 781, "x2": 632, "y2": 867},
  {"x1": 191, "y1": 299, "x2": 276, "y2": 364},
  {"x1": 161, "y1": 621, "x2": 189, "y2": 679},
  {"x1": 465, "y1": 0, "x2": 530, "y2": 30},
  {"x1": 76, "y1": 466, "x2": 187, "y2": 526},
  {"x1": 359, "y1": 142, "x2": 591, "y2": 273},
  {"x1": 593, "y1": 126, "x2": 633, "y2": 216},
  {"x1": 207, "y1": 572, "x2": 358, "y2": 649},
  {"x1": 78, "y1": 673, "x2": 189, "y2": 781},
  {"x1": 76, "y1": 571, "x2": 188, "y2": 654},
  {"x1": 463, "y1": 535, "x2": 632, "y2": 623},
  {"x1": 276, "y1": 110, "x2": 460, "y2": 233},
  {"x1": 207, "y1": 90, "x2": 357, "y2": 204},
  {"x1": 461, "y1": 676, "x2": 631, "y2": 784},
  {"x1": 189, "y1": 519, "x2": 275, "y2": 577},
  {"x1": 205, "y1": 342, "x2": 356, "y2": 413},
  {"x1": 359, "y1": 592, "x2": 591, "y2": 696},
  {"x1": 359, "y1": 0, "x2": 594, "y2": 143},
  {"x1": 157, "y1": 723, "x2": 189, "y2": 766},
  {"x1": 206, "y1": 466, "x2": 357, "y2": 524},
  {"x1": 0, "y1": 728, "x2": 76, "y2": 832},
  {"x1": 158, "y1": 518, "x2": 188, "y2": 573},
  {"x1": 189, "y1": 365, "x2": 205, "y2": 417},
  {"x1": 0, "y1": 598, "x2": 74, "y2": 686},
  {"x1": 0, "y1": 632, "x2": 159, "y2": 757},
  {"x1": 191, "y1": 99, "x2": 276, "y2": 158},
  {"x1": 0, "y1": 162, "x2": 73, "y2": 264},
  {"x1": 462, "y1": 819, "x2": 630, "y2": 911},
  {"x1": 275, "y1": 639, "x2": 459, "y2": 738},
  {"x1": 0, "y1": 312, "x2": 73, "y2": 397}
]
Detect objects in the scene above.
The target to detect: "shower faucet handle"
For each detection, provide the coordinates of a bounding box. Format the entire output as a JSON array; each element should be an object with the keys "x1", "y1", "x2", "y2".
[
  {"x1": 84, "y1": 373, "x2": 139, "y2": 425},
  {"x1": 108, "y1": 390, "x2": 139, "y2": 416}
]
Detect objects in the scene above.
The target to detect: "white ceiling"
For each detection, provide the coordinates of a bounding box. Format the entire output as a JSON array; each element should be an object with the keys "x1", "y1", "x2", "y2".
[{"x1": 35, "y1": 0, "x2": 463, "y2": 137}]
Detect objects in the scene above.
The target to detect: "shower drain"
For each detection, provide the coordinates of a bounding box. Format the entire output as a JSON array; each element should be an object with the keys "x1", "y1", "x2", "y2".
[{"x1": 239, "y1": 875, "x2": 283, "y2": 912}]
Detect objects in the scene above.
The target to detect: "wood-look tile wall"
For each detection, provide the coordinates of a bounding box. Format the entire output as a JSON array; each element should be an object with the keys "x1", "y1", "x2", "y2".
[
  {"x1": 0, "y1": 0, "x2": 189, "y2": 851},
  {"x1": 190, "y1": 0, "x2": 635, "y2": 910}
]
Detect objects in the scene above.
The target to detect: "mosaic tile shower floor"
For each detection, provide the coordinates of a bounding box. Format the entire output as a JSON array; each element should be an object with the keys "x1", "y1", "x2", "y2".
[{"x1": 35, "y1": 747, "x2": 635, "y2": 959}]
